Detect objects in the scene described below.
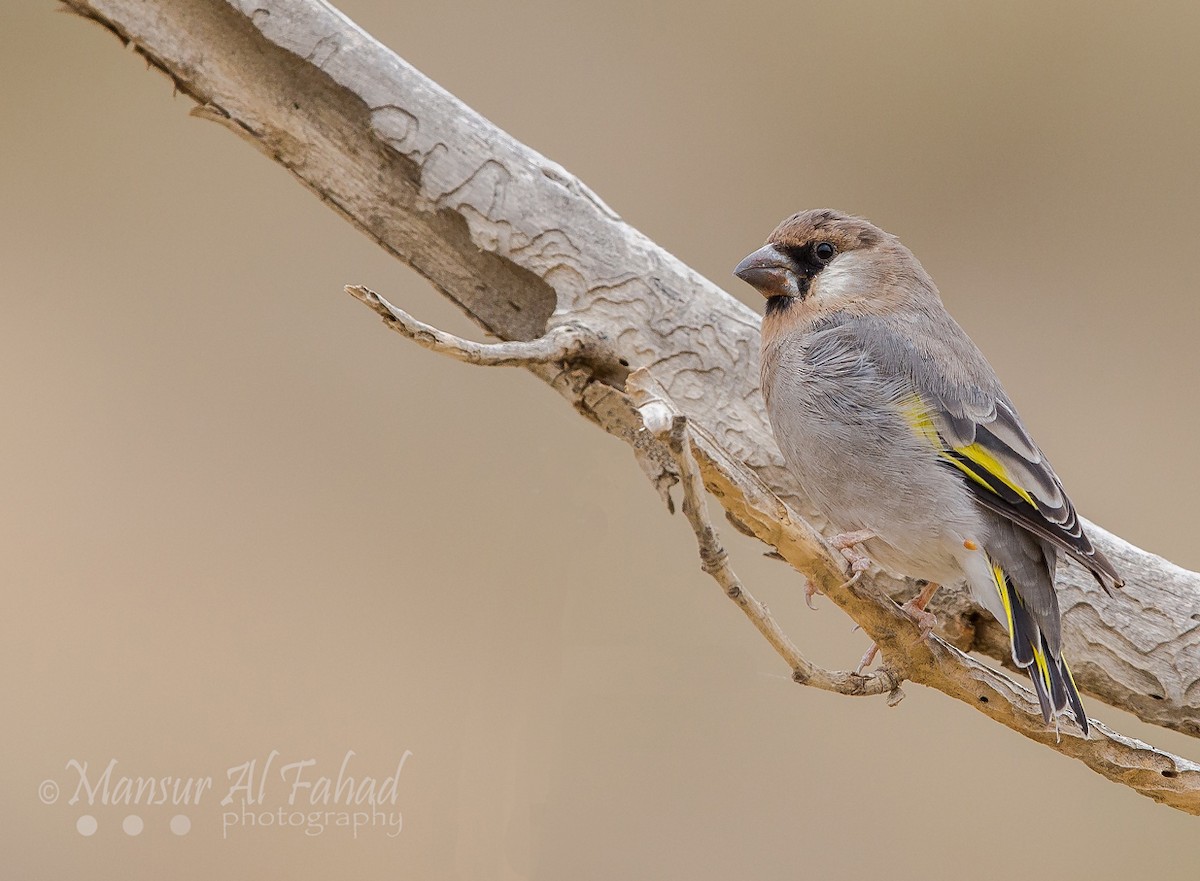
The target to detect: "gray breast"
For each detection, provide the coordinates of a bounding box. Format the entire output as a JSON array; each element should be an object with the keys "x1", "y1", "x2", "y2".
[{"x1": 762, "y1": 324, "x2": 983, "y2": 583}]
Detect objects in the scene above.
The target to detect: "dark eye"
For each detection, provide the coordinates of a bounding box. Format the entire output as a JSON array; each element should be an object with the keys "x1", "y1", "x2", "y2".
[{"x1": 814, "y1": 242, "x2": 836, "y2": 262}]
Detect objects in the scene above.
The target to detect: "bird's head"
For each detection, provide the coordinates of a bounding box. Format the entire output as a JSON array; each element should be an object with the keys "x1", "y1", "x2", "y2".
[{"x1": 734, "y1": 209, "x2": 928, "y2": 319}]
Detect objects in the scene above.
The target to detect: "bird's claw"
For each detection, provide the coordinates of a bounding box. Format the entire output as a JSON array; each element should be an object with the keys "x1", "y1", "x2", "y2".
[
  {"x1": 831, "y1": 530, "x2": 874, "y2": 591},
  {"x1": 855, "y1": 594, "x2": 940, "y2": 673},
  {"x1": 831, "y1": 529, "x2": 876, "y2": 552},
  {"x1": 901, "y1": 597, "x2": 938, "y2": 638},
  {"x1": 855, "y1": 643, "x2": 881, "y2": 674}
]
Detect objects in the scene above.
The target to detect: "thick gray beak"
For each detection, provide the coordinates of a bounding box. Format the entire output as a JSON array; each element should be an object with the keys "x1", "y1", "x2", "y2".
[{"x1": 733, "y1": 244, "x2": 799, "y2": 299}]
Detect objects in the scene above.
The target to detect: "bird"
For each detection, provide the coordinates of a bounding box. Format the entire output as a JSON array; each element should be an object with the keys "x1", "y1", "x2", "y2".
[{"x1": 733, "y1": 209, "x2": 1122, "y2": 734}]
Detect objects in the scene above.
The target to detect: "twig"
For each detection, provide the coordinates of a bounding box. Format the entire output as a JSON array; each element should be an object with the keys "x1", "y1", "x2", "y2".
[
  {"x1": 649, "y1": 410, "x2": 903, "y2": 701},
  {"x1": 346, "y1": 285, "x2": 598, "y2": 367}
]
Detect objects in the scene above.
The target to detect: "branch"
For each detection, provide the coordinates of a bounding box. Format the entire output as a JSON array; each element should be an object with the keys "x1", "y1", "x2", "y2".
[{"x1": 62, "y1": 0, "x2": 1200, "y2": 807}]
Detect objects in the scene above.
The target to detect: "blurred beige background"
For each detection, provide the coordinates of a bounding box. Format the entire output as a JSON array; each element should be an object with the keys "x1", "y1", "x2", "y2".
[{"x1": 4, "y1": 1, "x2": 1200, "y2": 877}]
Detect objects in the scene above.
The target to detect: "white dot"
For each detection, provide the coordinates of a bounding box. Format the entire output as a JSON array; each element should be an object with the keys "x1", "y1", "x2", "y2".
[
  {"x1": 170, "y1": 814, "x2": 191, "y2": 836},
  {"x1": 76, "y1": 815, "x2": 98, "y2": 836},
  {"x1": 123, "y1": 815, "x2": 144, "y2": 836}
]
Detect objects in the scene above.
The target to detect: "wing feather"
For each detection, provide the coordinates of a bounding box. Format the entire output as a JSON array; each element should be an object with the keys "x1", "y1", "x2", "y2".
[
  {"x1": 831, "y1": 313, "x2": 1123, "y2": 591},
  {"x1": 932, "y1": 400, "x2": 1121, "y2": 591}
]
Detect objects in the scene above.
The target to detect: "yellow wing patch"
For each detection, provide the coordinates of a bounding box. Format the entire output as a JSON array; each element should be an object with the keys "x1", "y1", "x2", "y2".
[
  {"x1": 945, "y1": 456, "x2": 999, "y2": 495},
  {"x1": 955, "y1": 442, "x2": 1038, "y2": 509},
  {"x1": 900, "y1": 395, "x2": 1038, "y2": 509},
  {"x1": 900, "y1": 396, "x2": 941, "y2": 445}
]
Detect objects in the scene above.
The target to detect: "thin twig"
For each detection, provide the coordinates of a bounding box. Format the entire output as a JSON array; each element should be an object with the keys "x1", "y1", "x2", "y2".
[
  {"x1": 650, "y1": 410, "x2": 902, "y2": 700},
  {"x1": 346, "y1": 285, "x2": 597, "y2": 367}
]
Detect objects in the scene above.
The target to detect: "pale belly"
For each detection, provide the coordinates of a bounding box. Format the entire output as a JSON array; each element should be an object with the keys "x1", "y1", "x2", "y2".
[{"x1": 764, "y1": 361, "x2": 987, "y2": 586}]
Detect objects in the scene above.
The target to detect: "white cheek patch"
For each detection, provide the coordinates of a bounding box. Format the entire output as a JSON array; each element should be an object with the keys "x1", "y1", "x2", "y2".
[{"x1": 811, "y1": 251, "x2": 870, "y2": 304}]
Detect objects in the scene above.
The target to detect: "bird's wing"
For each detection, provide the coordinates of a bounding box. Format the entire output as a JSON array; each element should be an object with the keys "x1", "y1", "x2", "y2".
[{"x1": 834, "y1": 313, "x2": 1123, "y2": 591}]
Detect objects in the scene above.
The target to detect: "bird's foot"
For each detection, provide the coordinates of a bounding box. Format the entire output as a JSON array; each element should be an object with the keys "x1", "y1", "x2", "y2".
[
  {"x1": 831, "y1": 530, "x2": 875, "y2": 589},
  {"x1": 855, "y1": 642, "x2": 882, "y2": 675},
  {"x1": 900, "y1": 595, "x2": 938, "y2": 637},
  {"x1": 855, "y1": 582, "x2": 941, "y2": 674}
]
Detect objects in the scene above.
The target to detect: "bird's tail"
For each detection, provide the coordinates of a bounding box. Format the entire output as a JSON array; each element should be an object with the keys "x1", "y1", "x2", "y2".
[{"x1": 990, "y1": 559, "x2": 1088, "y2": 735}]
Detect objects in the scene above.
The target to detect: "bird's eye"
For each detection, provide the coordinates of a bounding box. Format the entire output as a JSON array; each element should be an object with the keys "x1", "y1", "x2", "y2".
[{"x1": 814, "y1": 242, "x2": 836, "y2": 262}]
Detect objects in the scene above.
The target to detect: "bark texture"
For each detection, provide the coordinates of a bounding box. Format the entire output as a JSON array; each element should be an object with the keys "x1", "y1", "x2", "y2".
[{"x1": 62, "y1": 0, "x2": 1200, "y2": 811}]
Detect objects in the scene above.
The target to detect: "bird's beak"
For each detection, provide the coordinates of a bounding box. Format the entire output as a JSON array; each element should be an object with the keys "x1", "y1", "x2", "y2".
[{"x1": 733, "y1": 244, "x2": 799, "y2": 299}]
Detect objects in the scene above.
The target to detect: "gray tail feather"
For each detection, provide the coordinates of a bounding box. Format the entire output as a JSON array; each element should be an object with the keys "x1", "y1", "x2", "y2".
[{"x1": 999, "y1": 566, "x2": 1089, "y2": 736}]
